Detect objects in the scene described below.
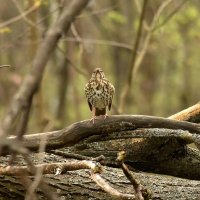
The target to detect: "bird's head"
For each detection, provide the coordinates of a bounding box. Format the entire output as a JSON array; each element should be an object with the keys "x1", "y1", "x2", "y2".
[{"x1": 91, "y1": 68, "x2": 105, "y2": 81}]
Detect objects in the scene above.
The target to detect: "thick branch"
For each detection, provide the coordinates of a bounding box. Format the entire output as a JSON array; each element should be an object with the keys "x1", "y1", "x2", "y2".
[
  {"x1": 169, "y1": 101, "x2": 200, "y2": 123},
  {"x1": 0, "y1": 160, "x2": 99, "y2": 176},
  {"x1": 0, "y1": 163, "x2": 199, "y2": 200},
  {"x1": 4, "y1": 115, "x2": 200, "y2": 153},
  {"x1": 84, "y1": 128, "x2": 196, "y2": 144}
]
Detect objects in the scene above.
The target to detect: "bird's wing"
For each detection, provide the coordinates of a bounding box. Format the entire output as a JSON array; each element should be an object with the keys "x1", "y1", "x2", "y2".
[
  {"x1": 84, "y1": 83, "x2": 92, "y2": 111},
  {"x1": 108, "y1": 83, "x2": 115, "y2": 110},
  {"x1": 87, "y1": 100, "x2": 92, "y2": 111}
]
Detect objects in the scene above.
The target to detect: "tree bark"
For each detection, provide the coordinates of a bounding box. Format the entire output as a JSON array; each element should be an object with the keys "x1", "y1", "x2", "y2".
[
  {"x1": 0, "y1": 153, "x2": 199, "y2": 200},
  {"x1": 0, "y1": 109, "x2": 200, "y2": 199},
  {"x1": 4, "y1": 115, "x2": 200, "y2": 153}
]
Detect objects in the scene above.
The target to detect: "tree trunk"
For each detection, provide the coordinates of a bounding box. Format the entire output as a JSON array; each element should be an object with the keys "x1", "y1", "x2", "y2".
[{"x1": 0, "y1": 151, "x2": 199, "y2": 200}]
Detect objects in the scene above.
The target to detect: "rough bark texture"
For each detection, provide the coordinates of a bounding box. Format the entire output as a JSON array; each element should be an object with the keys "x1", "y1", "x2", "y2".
[
  {"x1": 169, "y1": 101, "x2": 200, "y2": 122},
  {"x1": 0, "y1": 153, "x2": 199, "y2": 200},
  {"x1": 66, "y1": 135, "x2": 200, "y2": 180},
  {"x1": 0, "y1": 112, "x2": 200, "y2": 199},
  {"x1": 4, "y1": 115, "x2": 200, "y2": 153},
  {"x1": 0, "y1": 0, "x2": 90, "y2": 137}
]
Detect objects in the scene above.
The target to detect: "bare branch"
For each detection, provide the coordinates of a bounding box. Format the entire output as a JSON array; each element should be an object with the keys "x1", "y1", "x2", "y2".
[
  {"x1": 0, "y1": 0, "x2": 90, "y2": 142},
  {"x1": 25, "y1": 135, "x2": 47, "y2": 200},
  {"x1": 11, "y1": 0, "x2": 39, "y2": 29},
  {"x1": 77, "y1": 5, "x2": 118, "y2": 18},
  {"x1": 16, "y1": 94, "x2": 34, "y2": 139},
  {"x1": 62, "y1": 37, "x2": 133, "y2": 50},
  {"x1": 0, "y1": 160, "x2": 101, "y2": 176},
  {"x1": 57, "y1": 46, "x2": 88, "y2": 77},
  {"x1": 0, "y1": 3, "x2": 40, "y2": 29},
  {"x1": 119, "y1": 0, "x2": 181, "y2": 113},
  {"x1": 91, "y1": 172, "x2": 135, "y2": 200},
  {"x1": 0, "y1": 65, "x2": 10, "y2": 68},
  {"x1": 117, "y1": 151, "x2": 148, "y2": 200},
  {"x1": 2, "y1": 115, "x2": 200, "y2": 154},
  {"x1": 168, "y1": 102, "x2": 200, "y2": 122},
  {"x1": 152, "y1": 0, "x2": 189, "y2": 32}
]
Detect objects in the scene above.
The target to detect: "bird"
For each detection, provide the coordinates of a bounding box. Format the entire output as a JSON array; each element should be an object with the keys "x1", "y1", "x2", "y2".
[{"x1": 85, "y1": 68, "x2": 115, "y2": 123}]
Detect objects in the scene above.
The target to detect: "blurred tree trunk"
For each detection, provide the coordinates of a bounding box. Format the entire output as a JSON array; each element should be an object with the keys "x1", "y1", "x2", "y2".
[
  {"x1": 26, "y1": 0, "x2": 47, "y2": 132},
  {"x1": 111, "y1": 0, "x2": 133, "y2": 107},
  {"x1": 56, "y1": 51, "x2": 69, "y2": 128}
]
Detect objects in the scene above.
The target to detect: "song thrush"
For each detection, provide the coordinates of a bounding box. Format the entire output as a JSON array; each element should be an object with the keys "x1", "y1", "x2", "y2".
[{"x1": 85, "y1": 68, "x2": 115, "y2": 123}]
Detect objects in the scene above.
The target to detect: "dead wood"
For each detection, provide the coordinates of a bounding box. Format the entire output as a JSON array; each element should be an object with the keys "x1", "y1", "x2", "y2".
[
  {"x1": 169, "y1": 101, "x2": 200, "y2": 122},
  {"x1": 0, "y1": 152, "x2": 199, "y2": 200},
  {"x1": 0, "y1": 107, "x2": 200, "y2": 199},
  {"x1": 2, "y1": 114, "x2": 199, "y2": 180},
  {"x1": 4, "y1": 115, "x2": 200, "y2": 154}
]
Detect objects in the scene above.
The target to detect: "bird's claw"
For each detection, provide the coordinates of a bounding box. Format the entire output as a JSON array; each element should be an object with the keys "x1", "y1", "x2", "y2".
[{"x1": 90, "y1": 115, "x2": 108, "y2": 124}]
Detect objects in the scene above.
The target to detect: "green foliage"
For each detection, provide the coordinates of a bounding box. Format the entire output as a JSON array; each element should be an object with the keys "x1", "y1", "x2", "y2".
[{"x1": 106, "y1": 10, "x2": 127, "y2": 24}]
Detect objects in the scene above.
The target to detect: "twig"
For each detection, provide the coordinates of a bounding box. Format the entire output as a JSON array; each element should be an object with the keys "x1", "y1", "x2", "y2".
[
  {"x1": 77, "y1": 5, "x2": 118, "y2": 18},
  {"x1": 0, "y1": 160, "x2": 101, "y2": 175},
  {"x1": 9, "y1": 92, "x2": 34, "y2": 166},
  {"x1": 0, "y1": 0, "x2": 90, "y2": 145},
  {"x1": 0, "y1": 65, "x2": 10, "y2": 68},
  {"x1": 152, "y1": 0, "x2": 189, "y2": 32},
  {"x1": 91, "y1": 171, "x2": 135, "y2": 200},
  {"x1": 0, "y1": 157, "x2": 136, "y2": 199},
  {"x1": 49, "y1": 149, "x2": 105, "y2": 162},
  {"x1": 119, "y1": 0, "x2": 179, "y2": 113},
  {"x1": 57, "y1": 46, "x2": 88, "y2": 77},
  {"x1": 22, "y1": 154, "x2": 59, "y2": 200},
  {"x1": 6, "y1": 135, "x2": 58, "y2": 200},
  {"x1": 25, "y1": 135, "x2": 47, "y2": 200},
  {"x1": 11, "y1": 0, "x2": 39, "y2": 29},
  {"x1": 62, "y1": 37, "x2": 133, "y2": 50},
  {"x1": 117, "y1": 151, "x2": 150, "y2": 200},
  {"x1": 17, "y1": 94, "x2": 34, "y2": 139},
  {"x1": 70, "y1": 22, "x2": 93, "y2": 75},
  {"x1": 0, "y1": 2, "x2": 40, "y2": 29}
]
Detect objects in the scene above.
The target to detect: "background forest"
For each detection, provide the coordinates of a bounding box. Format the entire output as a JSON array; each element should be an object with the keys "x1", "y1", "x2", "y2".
[{"x1": 0, "y1": 0, "x2": 199, "y2": 134}]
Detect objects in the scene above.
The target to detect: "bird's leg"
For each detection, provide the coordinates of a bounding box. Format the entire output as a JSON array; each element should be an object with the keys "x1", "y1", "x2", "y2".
[
  {"x1": 90, "y1": 107, "x2": 96, "y2": 124},
  {"x1": 103, "y1": 113, "x2": 108, "y2": 119},
  {"x1": 100, "y1": 112, "x2": 108, "y2": 120},
  {"x1": 100, "y1": 108, "x2": 108, "y2": 120}
]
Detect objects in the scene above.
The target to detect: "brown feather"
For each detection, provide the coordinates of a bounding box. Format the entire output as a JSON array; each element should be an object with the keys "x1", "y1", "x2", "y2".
[{"x1": 88, "y1": 101, "x2": 92, "y2": 111}]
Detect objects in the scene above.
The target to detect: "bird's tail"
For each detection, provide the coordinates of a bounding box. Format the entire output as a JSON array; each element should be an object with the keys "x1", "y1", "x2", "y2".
[{"x1": 95, "y1": 108, "x2": 106, "y2": 116}]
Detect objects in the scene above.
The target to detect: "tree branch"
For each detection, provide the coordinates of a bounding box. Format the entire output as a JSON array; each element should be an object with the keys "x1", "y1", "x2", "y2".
[
  {"x1": 0, "y1": 0, "x2": 90, "y2": 140},
  {"x1": 0, "y1": 65, "x2": 10, "y2": 68},
  {"x1": 0, "y1": 2, "x2": 40, "y2": 29},
  {"x1": 168, "y1": 101, "x2": 200, "y2": 123},
  {"x1": 3, "y1": 115, "x2": 200, "y2": 154}
]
